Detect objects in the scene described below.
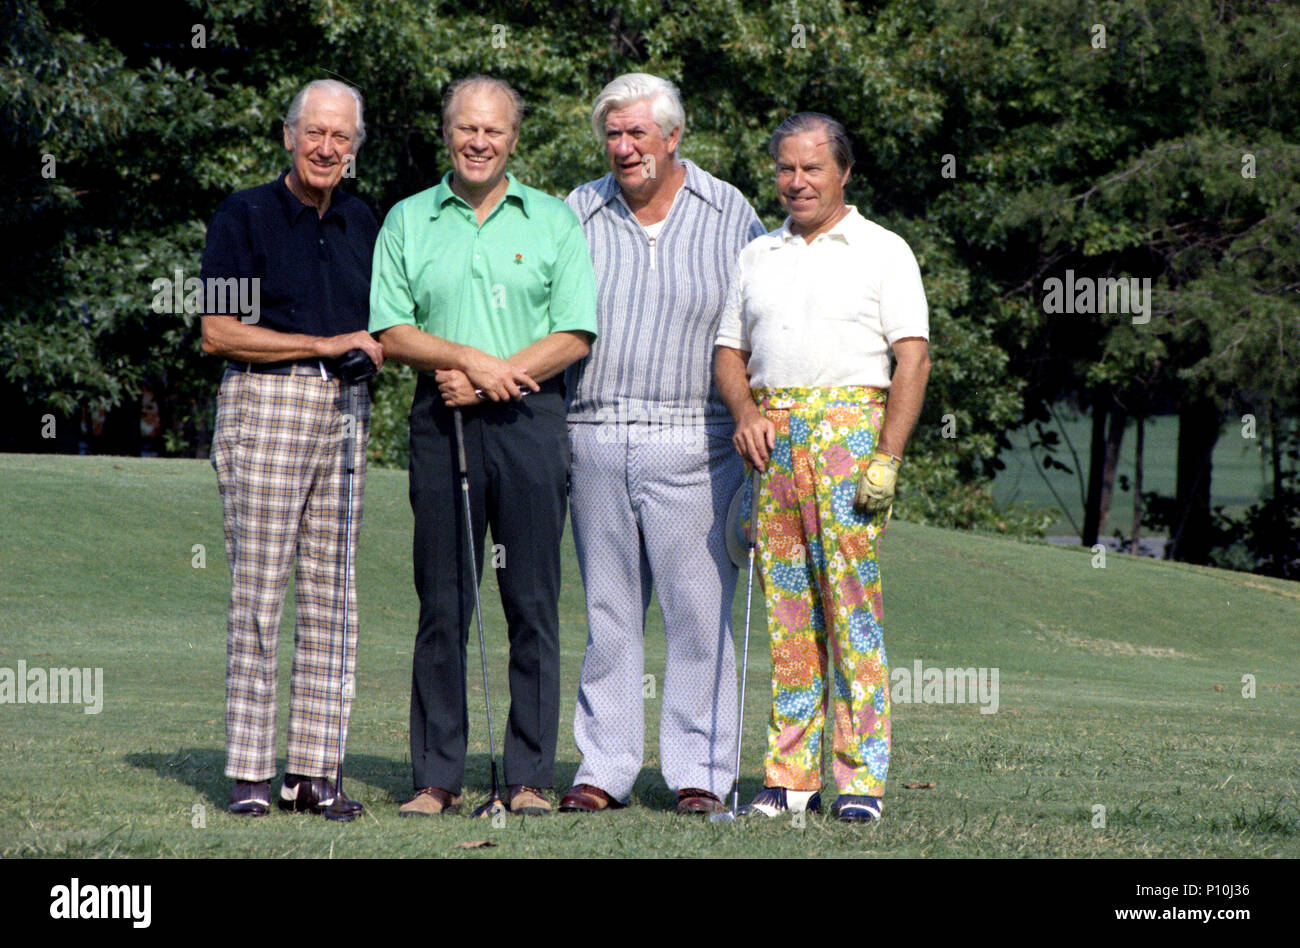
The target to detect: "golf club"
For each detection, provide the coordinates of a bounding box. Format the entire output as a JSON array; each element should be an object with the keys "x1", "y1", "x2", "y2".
[
  {"x1": 452, "y1": 408, "x2": 507, "y2": 820},
  {"x1": 324, "y1": 349, "x2": 375, "y2": 822},
  {"x1": 713, "y1": 467, "x2": 761, "y2": 824}
]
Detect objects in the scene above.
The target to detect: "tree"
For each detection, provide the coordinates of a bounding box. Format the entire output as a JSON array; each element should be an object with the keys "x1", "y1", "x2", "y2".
[{"x1": 5, "y1": 0, "x2": 1293, "y2": 559}]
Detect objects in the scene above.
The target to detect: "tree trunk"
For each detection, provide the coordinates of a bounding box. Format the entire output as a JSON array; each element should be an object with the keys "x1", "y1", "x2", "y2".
[
  {"x1": 1169, "y1": 397, "x2": 1220, "y2": 563},
  {"x1": 1270, "y1": 401, "x2": 1285, "y2": 570},
  {"x1": 1271, "y1": 401, "x2": 1283, "y2": 502},
  {"x1": 193, "y1": 396, "x2": 212, "y2": 460},
  {"x1": 1131, "y1": 415, "x2": 1145, "y2": 553},
  {"x1": 1097, "y1": 407, "x2": 1128, "y2": 537},
  {"x1": 1082, "y1": 390, "x2": 1110, "y2": 547}
]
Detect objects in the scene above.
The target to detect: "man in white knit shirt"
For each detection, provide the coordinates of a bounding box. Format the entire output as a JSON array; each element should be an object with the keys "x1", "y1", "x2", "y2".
[{"x1": 715, "y1": 111, "x2": 930, "y2": 823}]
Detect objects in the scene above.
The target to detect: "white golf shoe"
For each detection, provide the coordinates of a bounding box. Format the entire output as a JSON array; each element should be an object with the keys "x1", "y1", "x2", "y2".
[{"x1": 737, "y1": 786, "x2": 821, "y2": 817}]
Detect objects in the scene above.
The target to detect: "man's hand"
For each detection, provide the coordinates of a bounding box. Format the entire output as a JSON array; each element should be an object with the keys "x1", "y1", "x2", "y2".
[
  {"x1": 435, "y1": 369, "x2": 482, "y2": 407},
  {"x1": 317, "y1": 330, "x2": 384, "y2": 370},
  {"x1": 854, "y1": 453, "x2": 900, "y2": 514},
  {"x1": 733, "y1": 405, "x2": 776, "y2": 472},
  {"x1": 460, "y1": 347, "x2": 539, "y2": 402}
]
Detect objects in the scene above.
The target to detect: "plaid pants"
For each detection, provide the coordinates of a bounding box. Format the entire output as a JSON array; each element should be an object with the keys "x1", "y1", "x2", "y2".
[{"x1": 210, "y1": 366, "x2": 369, "y2": 782}]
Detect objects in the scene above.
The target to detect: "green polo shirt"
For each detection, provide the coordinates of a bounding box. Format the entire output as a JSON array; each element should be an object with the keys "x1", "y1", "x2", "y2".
[{"x1": 369, "y1": 171, "x2": 597, "y2": 361}]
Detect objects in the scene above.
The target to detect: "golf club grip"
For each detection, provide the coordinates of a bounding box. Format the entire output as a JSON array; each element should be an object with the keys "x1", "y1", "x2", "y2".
[
  {"x1": 343, "y1": 385, "x2": 358, "y2": 475},
  {"x1": 453, "y1": 409, "x2": 468, "y2": 475}
]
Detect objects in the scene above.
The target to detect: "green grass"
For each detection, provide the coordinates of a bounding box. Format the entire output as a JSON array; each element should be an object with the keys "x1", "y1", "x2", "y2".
[
  {"x1": 993, "y1": 410, "x2": 1270, "y2": 536},
  {"x1": 1, "y1": 453, "x2": 1297, "y2": 858}
]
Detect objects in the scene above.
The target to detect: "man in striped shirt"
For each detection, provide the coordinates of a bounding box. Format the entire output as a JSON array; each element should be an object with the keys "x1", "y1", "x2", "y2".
[{"x1": 560, "y1": 74, "x2": 766, "y2": 816}]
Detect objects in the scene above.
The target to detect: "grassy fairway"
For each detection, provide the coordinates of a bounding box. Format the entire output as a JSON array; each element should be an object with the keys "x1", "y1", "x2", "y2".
[{"x1": 1, "y1": 453, "x2": 1297, "y2": 858}]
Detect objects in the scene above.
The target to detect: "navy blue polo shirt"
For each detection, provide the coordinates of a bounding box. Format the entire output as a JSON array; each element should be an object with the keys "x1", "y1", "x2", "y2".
[{"x1": 200, "y1": 171, "x2": 379, "y2": 337}]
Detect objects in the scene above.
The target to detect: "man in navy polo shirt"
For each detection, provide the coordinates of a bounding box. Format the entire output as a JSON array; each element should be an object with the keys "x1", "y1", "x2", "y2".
[{"x1": 200, "y1": 78, "x2": 383, "y2": 818}]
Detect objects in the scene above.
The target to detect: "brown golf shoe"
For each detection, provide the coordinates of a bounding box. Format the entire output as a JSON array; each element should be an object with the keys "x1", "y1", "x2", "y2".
[
  {"x1": 558, "y1": 783, "x2": 626, "y2": 813},
  {"x1": 676, "y1": 788, "x2": 725, "y2": 815},
  {"x1": 399, "y1": 786, "x2": 462, "y2": 817},
  {"x1": 507, "y1": 785, "x2": 552, "y2": 815}
]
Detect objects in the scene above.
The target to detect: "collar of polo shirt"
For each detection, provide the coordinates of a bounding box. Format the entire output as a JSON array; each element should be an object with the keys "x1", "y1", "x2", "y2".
[
  {"x1": 275, "y1": 170, "x2": 350, "y2": 226},
  {"x1": 778, "y1": 204, "x2": 865, "y2": 245},
  {"x1": 582, "y1": 158, "x2": 723, "y2": 223},
  {"x1": 428, "y1": 170, "x2": 532, "y2": 221}
]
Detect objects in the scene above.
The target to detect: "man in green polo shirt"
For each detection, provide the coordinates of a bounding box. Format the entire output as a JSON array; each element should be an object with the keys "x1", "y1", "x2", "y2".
[{"x1": 370, "y1": 75, "x2": 597, "y2": 817}]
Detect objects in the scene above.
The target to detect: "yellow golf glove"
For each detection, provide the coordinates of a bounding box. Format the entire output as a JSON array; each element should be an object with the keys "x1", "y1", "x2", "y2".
[{"x1": 854, "y1": 452, "x2": 901, "y2": 514}]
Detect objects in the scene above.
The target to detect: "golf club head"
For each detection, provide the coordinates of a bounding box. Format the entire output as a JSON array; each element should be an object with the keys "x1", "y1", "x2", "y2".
[
  {"x1": 709, "y1": 810, "x2": 736, "y2": 824},
  {"x1": 471, "y1": 797, "x2": 506, "y2": 820},
  {"x1": 337, "y1": 348, "x2": 377, "y2": 384},
  {"x1": 322, "y1": 802, "x2": 356, "y2": 823}
]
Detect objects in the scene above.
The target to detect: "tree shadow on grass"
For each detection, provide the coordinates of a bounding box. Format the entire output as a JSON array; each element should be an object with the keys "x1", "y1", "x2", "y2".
[
  {"x1": 125, "y1": 748, "x2": 430, "y2": 809},
  {"x1": 126, "y1": 750, "x2": 765, "y2": 814}
]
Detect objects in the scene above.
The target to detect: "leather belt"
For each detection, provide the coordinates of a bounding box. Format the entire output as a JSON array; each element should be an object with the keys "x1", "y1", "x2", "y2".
[{"x1": 229, "y1": 359, "x2": 338, "y2": 379}]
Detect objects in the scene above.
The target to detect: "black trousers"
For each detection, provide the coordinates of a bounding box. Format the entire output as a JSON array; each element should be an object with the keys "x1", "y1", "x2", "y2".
[{"x1": 407, "y1": 374, "x2": 568, "y2": 793}]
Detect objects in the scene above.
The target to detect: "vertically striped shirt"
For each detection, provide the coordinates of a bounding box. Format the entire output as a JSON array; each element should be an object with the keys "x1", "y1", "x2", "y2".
[{"x1": 565, "y1": 159, "x2": 765, "y2": 428}]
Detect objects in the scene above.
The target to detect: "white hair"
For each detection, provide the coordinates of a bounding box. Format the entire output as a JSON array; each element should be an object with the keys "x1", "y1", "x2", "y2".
[
  {"x1": 590, "y1": 73, "x2": 685, "y2": 144},
  {"x1": 285, "y1": 79, "x2": 366, "y2": 149}
]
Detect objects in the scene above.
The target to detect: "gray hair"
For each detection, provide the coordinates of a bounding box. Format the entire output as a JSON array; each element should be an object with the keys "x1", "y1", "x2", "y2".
[
  {"x1": 285, "y1": 79, "x2": 366, "y2": 150},
  {"x1": 768, "y1": 112, "x2": 854, "y2": 173},
  {"x1": 442, "y1": 75, "x2": 525, "y2": 135},
  {"x1": 591, "y1": 73, "x2": 685, "y2": 144}
]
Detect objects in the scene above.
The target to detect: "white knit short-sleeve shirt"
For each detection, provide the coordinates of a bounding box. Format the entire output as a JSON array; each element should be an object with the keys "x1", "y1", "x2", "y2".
[{"x1": 715, "y1": 206, "x2": 929, "y2": 389}]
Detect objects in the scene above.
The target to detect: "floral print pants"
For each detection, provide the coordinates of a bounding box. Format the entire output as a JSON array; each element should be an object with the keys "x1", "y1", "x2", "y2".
[{"x1": 750, "y1": 386, "x2": 890, "y2": 797}]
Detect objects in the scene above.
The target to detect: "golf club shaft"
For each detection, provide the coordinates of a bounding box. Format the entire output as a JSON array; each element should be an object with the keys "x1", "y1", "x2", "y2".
[
  {"x1": 730, "y1": 468, "x2": 760, "y2": 816},
  {"x1": 453, "y1": 409, "x2": 502, "y2": 801},
  {"x1": 334, "y1": 383, "x2": 358, "y2": 793}
]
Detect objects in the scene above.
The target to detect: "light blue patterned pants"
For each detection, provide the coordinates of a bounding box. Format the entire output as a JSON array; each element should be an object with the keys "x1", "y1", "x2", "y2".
[{"x1": 567, "y1": 421, "x2": 743, "y2": 800}]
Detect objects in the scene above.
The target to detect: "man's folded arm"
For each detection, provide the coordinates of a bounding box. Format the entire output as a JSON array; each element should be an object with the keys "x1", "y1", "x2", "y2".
[
  {"x1": 508, "y1": 330, "x2": 592, "y2": 382},
  {"x1": 201, "y1": 315, "x2": 383, "y2": 367},
  {"x1": 374, "y1": 323, "x2": 464, "y2": 373}
]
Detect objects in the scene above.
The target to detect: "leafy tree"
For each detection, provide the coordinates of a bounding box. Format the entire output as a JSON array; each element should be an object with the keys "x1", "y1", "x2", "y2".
[{"x1": 4, "y1": 0, "x2": 1294, "y2": 559}]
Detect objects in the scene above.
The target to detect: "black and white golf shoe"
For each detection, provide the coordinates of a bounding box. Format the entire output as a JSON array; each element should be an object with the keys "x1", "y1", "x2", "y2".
[
  {"x1": 229, "y1": 780, "x2": 270, "y2": 816},
  {"x1": 831, "y1": 794, "x2": 883, "y2": 822},
  {"x1": 737, "y1": 787, "x2": 821, "y2": 818},
  {"x1": 279, "y1": 774, "x2": 363, "y2": 816}
]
